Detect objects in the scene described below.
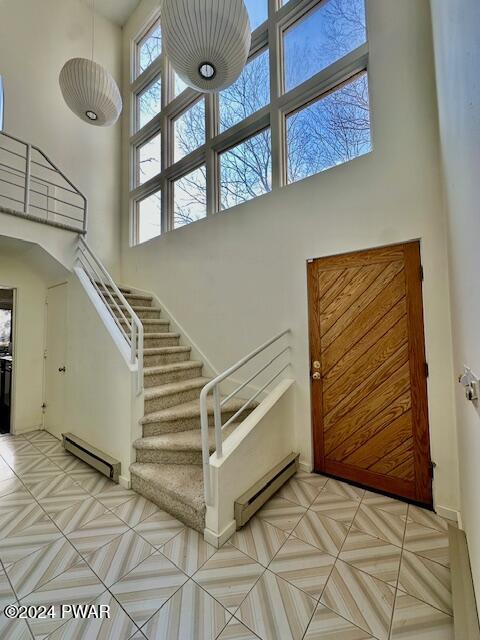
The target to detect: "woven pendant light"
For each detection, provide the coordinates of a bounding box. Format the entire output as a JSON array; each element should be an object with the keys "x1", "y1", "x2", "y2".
[
  {"x1": 59, "y1": 1, "x2": 122, "y2": 126},
  {"x1": 162, "y1": 0, "x2": 251, "y2": 93}
]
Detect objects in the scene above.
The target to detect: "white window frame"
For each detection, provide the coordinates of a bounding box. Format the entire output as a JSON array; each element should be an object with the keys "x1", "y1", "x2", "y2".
[{"x1": 128, "y1": 0, "x2": 370, "y2": 245}]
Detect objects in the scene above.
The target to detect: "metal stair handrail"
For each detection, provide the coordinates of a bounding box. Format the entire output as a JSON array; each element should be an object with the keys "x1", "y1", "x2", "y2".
[
  {"x1": 77, "y1": 237, "x2": 144, "y2": 394},
  {"x1": 200, "y1": 329, "x2": 291, "y2": 504}
]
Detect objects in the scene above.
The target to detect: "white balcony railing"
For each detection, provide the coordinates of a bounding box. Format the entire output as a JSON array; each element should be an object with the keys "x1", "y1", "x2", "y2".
[{"x1": 0, "y1": 130, "x2": 87, "y2": 233}]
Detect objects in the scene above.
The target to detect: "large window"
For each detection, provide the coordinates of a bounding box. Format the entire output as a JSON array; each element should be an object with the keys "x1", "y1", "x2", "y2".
[{"x1": 129, "y1": 0, "x2": 370, "y2": 244}]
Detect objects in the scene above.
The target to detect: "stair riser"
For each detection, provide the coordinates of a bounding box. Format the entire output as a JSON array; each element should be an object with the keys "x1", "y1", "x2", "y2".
[
  {"x1": 142, "y1": 409, "x2": 249, "y2": 437},
  {"x1": 145, "y1": 386, "x2": 203, "y2": 413},
  {"x1": 144, "y1": 336, "x2": 180, "y2": 348},
  {"x1": 113, "y1": 308, "x2": 161, "y2": 320},
  {"x1": 112, "y1": 295, "x2": 153, "y2": 307},
  {"x1": 131, "y1": 473, "x2": 204, "y2": 533},
  {"x1": 144, "y1": 351, "x2": 191, "y2": 366},
  {"x1": 136, "y1": 449, "x2": 202, "y2": 465},
  {"x1": 144, "y1": 366, "x2": 203, "y2": 388},
  {"x1": 121, "y1": 322, "x2": 170, "y2": 334}
]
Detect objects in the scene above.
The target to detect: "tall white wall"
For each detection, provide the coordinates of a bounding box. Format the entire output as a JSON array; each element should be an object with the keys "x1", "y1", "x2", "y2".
[
  {"x1": 430, "y1": 0, "x2": 480, "y2": 606},
  {"x1": 121, "y1": 0, "x2": 459, "y2": 514},
  {"x1": 0, "y1": 0, "x2": 123, "y2": 271}
]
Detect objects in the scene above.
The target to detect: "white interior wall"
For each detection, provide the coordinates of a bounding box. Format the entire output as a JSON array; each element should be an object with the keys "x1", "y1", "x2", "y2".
[
  {"x1": 430, "y1": 0, "x2": 480, "y2": 606},
  {"x1": 44, "y1": 274, "x2": 140, "y2": 483},
  {"x1": 0, "y1": 0, "x2": 123, "y2": 271},
  {"x1": 121, "y1": 0, "x2": 459, "y2": 514}
]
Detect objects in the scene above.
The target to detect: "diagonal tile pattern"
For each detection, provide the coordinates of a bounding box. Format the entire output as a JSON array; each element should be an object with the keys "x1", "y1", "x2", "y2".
[
  {"x1": 353, "y1": 503, "x2": 407, "y2": 547},
  {"x1": 81, "y1": 528, "x2": 156, "y2": 587},
  {"x1": 6, "y1": 536, "x2": 82, "y2": 599},
  {"x1": 406, "y1": 505, "x2": 448, "y2": 533},
  {"x1": 218, "y1": 617, "x2": 261, "y2": 639},
  {"x1": 193, "y1": 543, "x2": 264, "y2": 612},
  {"x1": 268, "y1": 536, "x2": 336, "y2": 599},
  {"x1": 363, "y1": 490, "x2": 409, "y2": 517},
  {"x1": 292, "y1": 510, "x2": 349, "y2": 555},
  {"x1": 47, "y1": 590, "x2": 138, "y2": 640},
  {"x1": 339, "y1": 528, "x2": 402, "y2": 586},
  {"x1": 277, "y1": 477, "x2": 322, "y2": 508},
  {"x1": 141, "y1": 579, "x2": 232, "y2": 639},
  {"x1": 397, "y1": 550, "x2": 452, "y2": 615},
  {"x1": 161, "y1": 526, "x2": 216, "y2": 575},
  {"x1": 257, "y1": 497, "x2": 307, "y2": 533},
  {"x1": 403, "y1": 520, "x2": 450, "y2": 567},
  {"x1": 390, "y1": 591, "x2": 454, "y2": 639},
  {"x1": 229, "y1": 517, "x2": 288, "y2": 567},
  {"x1": 237, "y1": 569, "x2": 317, "y2": 640},
  {"x1": 321, "y1": 560, "x2": 395, "y2": 640},
  {"x1": 134, "y1": 509, "x2": 185, "y2": 548},
  {"x1": 305, "y1": 602, "x2": 374, "y2": 639},
  {"x1": 112, "y1": 495, "x2": 160, "y2": 527},
  {"x1": 0, "y1": 433, "x2": 455, "y2": 639},
  {"x1": 66, "y1": 510, "x2": 129, "y2": 554},
  {"x1": 110, "y1": 551, "x2": 188, "y2": 627},
  {"x1": 311, "y1": 489, "x2": 360, "y2": 524}
]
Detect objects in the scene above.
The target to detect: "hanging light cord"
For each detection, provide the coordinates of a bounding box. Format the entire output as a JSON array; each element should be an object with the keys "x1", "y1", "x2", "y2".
[{"x1": 91, "y1": 0, "x2": 95, "y2": 61}]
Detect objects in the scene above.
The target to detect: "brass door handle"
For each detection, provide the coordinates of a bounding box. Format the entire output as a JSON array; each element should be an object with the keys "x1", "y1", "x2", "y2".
[
  {"x1": 312, "y1": 372, "x2": 321, "y2": 380},
  {"x1": 58, "y1": 366, "x2": 66, "y2": 373}
]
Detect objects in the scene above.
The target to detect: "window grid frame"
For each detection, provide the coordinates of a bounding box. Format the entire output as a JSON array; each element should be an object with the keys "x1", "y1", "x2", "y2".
[{"x1": 128, "y1": 0, "x2": 370, "y2": 246}]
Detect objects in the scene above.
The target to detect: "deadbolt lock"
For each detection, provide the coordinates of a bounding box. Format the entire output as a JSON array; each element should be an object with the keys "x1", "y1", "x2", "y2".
[
  {"x1": 312, "y1": 372, "x2": 321, "y2": 380},
  {"x1": 313, "y1": 361, "x2": 321, "y2": 369}
]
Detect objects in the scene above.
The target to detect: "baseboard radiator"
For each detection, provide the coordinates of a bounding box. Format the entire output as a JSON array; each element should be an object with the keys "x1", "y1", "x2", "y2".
[
  {"x1": 234, "y1": 452, "x2": 299, "y2": 528},
  {"x1": 62, "y1": 432, "x2": 121, "y2": 483}
]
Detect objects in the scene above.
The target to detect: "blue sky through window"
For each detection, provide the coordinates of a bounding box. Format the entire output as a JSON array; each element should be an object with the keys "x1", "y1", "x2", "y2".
[{"x1": 244, "y1": 0, "x2": 268, "y2": 30}]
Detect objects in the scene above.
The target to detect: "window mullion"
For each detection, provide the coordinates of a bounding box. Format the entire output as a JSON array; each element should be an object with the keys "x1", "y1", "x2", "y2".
[
  {"x1": 205, "y1": 93, "x2": 217, "y2": 216},
  {"x1": 269, "y1": 0, "x2": 284, "y2": 190}
]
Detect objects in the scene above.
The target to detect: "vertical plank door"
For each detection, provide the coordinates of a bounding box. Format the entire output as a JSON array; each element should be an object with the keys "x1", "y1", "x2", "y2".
[{"x1": 307, "y1": 241, "x2": 432, "y2": 506}]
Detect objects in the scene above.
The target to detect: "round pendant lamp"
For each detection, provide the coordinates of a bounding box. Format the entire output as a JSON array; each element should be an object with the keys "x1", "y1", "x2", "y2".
[
  {"x1": 59, "y1": 0, "x2": 122, "y2": 126},
  {"x1": 59, "y1": 58, "x2": 122, "y2": 127},
  {"x1": 162, "y1": 0, "x2": 251, "y2": 93}
]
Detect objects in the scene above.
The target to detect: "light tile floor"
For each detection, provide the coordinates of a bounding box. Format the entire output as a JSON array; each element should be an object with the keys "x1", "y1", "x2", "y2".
[{"x1": 0, "y1": 430, "x2": 454, "y2": 639}]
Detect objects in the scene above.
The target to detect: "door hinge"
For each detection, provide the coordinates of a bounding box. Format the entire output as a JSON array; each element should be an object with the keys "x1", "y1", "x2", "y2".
[
  {"x1": 41, "y1": 403, "x2": 47, "y2": 413},
  {"x1": 424, "y1": 362, "x2": 429, "y2": 378},
  {"x1": 419, "y1": 264, "x2": 424, "y2": 281},
  {"x1": 429, "y1": 461, "x2": 436, "y2": 478}
]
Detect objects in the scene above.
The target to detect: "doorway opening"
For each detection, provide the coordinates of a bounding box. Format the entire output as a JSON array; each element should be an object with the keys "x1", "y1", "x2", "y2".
[{"x1": 0, "y1": 288, "x2": 14, "y2": 434}]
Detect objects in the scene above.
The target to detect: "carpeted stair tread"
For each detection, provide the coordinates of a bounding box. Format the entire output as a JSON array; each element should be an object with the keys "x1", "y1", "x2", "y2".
[
  {"x1": 141, "y1": 395, "x2": 255, "y2": 424},
  {"x1": 139, "y1": 319, "x2": 169, "y2": 326},
  {"x1": 144, "y1": 377, "x2": 210, "y2": 400},
  {"x1": 144, "y1": 332, "x2": 181, "y2": 340},
  {"x1": 144, "y1": 361, "x2": 203, "y2": 376},
  {"x1": 130, "y1": 463, "x2": 205, "y2": 513},
  {"x1": 134, "y1": 423, "x2": 239, "y2": 453},
  {"x1": 144, "y1": 346, "x2": 191, "y2": 356}
]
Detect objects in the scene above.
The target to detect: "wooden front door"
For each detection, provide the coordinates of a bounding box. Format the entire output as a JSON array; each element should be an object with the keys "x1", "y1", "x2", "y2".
[{"x1": 307, "y1": 241, "x2": 432, "y2": 506}]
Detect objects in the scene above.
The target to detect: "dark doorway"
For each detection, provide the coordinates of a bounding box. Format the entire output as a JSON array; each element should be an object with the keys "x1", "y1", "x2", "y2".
[{"x1": 0, "y1": 288, "x2": 14, "y2": 434}]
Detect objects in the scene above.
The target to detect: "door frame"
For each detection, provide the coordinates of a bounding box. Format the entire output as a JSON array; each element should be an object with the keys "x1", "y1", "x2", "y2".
[
  {"x1": 0, "y1": 286, "x2": 16, "y2": 434},
  {"x1": 307, "y1": 240, "x2": 433, "y2": 506}
]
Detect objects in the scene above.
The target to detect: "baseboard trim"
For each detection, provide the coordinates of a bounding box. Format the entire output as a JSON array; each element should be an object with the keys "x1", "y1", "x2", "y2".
[
  {"x1": 204, "y1": 520, "x2": 236, "y2": 549},
  {"x1": 449, "y1": 525, "x2": 480, "y2": 639},
  {"x1": 436, "y1": 505, "x2": 460, "y2": 524},
  {"x1": 299, "y1": 460, "x2": 313, "y2": 473},
  {"x1": 119, "y1": 475, "x2": 131, "y2": 489}
]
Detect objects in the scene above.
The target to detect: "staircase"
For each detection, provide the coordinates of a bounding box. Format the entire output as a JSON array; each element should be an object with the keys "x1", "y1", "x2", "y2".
[{"x1": 107, "y1": 286, "x2": 255, "y2": 533}]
